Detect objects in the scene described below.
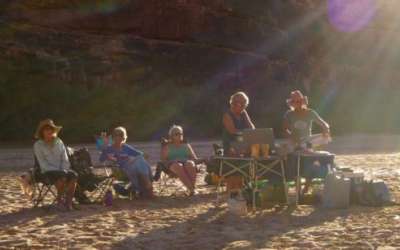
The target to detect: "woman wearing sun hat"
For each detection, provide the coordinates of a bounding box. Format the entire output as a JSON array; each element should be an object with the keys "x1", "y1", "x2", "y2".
[
  {"x1": 283, "y1": 90, "x2": 330, "y2": 147},
  {"x1": 33, "y1": 119, "x2": 77, "y2": 210}
]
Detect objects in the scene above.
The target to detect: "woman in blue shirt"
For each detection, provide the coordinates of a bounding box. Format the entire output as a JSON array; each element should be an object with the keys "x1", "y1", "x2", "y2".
[{"x1": 100, "y1": 127, "x2": 153, "y2": 198}]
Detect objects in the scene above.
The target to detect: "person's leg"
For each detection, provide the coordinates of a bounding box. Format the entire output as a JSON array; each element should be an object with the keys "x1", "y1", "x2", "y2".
[
  {"x1": 121, "y1": 165, "x2": 140, "y2": 195},
  {"x1": 132, "y1": 156, "x2": 154, "y2": 198},
  {"x1": 65, "y1": 172, "x2": 78, "y2": 210},
  {"x1": 169, "y1": 162, "x2": 193, "y2": 192},
  {"x1": 133, "y1": 156, "x2": 153, "y2": 182},
  {"x1": 303, "y1": 178, "x2": 312, "y2": 195},
  {"x1": 183, "y1": 161, "x2": 197, "y2": 193},
  {"x1": 54, "y1": 178, "x2": 66, "y2": 204},
  {"x1": 138, "y1": 174, "x2": 154, "y2": 198}
]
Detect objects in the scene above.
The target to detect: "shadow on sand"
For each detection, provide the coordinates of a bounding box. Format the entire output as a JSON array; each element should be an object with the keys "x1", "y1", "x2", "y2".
[{"x1": 109, "y1": 200, "x2": 383, "y2": 249}]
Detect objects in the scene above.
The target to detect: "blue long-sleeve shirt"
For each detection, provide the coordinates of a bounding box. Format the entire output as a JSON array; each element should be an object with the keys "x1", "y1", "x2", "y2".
[{"x1": 99, "y1": 144, "x2": 143, "y2": 168}]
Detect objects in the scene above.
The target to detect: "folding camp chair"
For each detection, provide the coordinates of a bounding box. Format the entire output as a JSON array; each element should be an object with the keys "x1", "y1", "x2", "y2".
[
  {"x1": 94, "y1": 136, "x2": 139, "y2": 200},
  {"x1": 153, "y1": 161, "x2": 187, "y2": 196},
  {"x1": 67, "y1": 147, "x2": 115, "y2": 203},
  {"x1": 153, "y1": 138, "x2": 205, "y2": 196},
  {"x1": 29, "y1": 156, "x2": 58, "y2": 208}
]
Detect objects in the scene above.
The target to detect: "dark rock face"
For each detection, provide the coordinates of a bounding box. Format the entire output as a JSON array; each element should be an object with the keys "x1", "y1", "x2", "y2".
[
  {"x1": 1, "y1": 1, "x2": 398, "y2": 141},
  {"x1": 3, "y1": 0, "x2": 324, "y2": 85}
]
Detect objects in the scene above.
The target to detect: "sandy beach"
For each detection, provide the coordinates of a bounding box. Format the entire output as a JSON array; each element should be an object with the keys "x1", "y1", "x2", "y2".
[{"x1": 1, "y1": 135, "x2": 400, "y2": 249}]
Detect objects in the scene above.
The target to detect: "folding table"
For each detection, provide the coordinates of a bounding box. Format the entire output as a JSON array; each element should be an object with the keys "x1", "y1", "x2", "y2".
[
  {"x1": 213, "y1": 156, "x2": 256, "y2": 208},
  {"x1": 287, "y1": 151, "x2": 335, "y2": 205},
  {"x1": 255, "y1": 156, "x2": 288, "y2": 205}
]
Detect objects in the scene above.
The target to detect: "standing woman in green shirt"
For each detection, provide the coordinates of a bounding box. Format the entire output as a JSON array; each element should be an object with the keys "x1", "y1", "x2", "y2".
[
  {"x1": 161, "y1": 125, "x2": 198, "y2": 196},
  {"x1": 283, "y1": 90, "x2": 330, "y2": 148}
]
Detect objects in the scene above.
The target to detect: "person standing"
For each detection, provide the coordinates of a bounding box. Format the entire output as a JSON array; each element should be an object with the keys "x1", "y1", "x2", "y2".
[{"x1": 222, "y1": 91, "x2": 255, "y2": 156}]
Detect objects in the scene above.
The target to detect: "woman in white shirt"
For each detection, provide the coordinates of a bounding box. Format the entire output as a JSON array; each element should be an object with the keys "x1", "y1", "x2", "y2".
[{"x1": 33, "y1": 119, "x2": 77, "y2": 210}]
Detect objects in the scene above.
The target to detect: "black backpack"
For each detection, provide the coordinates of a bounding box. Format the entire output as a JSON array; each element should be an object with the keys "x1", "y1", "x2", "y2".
[
  {"x1": 67, "y1": 147, "x2": 99, "y2": 192},
  {"x1": 68, "y1": 147, "x2": 93, "y2": 176}
]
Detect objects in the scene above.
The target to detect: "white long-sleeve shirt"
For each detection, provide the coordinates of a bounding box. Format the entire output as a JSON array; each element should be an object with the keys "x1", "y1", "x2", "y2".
[{"x1": 33, "y1": 138, "x2": 71, "y2": 173}]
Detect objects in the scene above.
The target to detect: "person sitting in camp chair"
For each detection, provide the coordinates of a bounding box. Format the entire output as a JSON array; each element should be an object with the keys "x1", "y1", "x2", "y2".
[
  {"x1": 159, "y1": 125, "x2": 198, "y2": 196},
  {"x1": 99, "y1": 126, "x2": 154, "y2": 199},
  {"x1": 33, "y1": 119, "x2": 77, "y2": 211}
]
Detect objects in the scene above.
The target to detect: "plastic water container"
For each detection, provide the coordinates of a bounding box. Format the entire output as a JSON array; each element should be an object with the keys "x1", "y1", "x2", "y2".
[
  {"x1": 339, "y1": 172, "x2": 364, "y2": 184},
  {"x1": 322, "y1": 172, "x2": 351, "y2": 208},
  {"x1": 287, "y1": 184, "x2": 298, "y2": 205},
  {"x1": 227, "y1": 192, "x2": 247, "y2": 215}
]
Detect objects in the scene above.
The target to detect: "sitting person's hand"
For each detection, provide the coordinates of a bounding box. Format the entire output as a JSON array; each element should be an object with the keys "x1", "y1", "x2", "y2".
[
  {"x1": 107, "y1": 154, "x2": 117, "y2": 162},
  {"x1": 101, "y1": 132, "x2": 109, "y2": 145},
  {"x1": 323, "y1": 130, "x2": 331, "y2": 138},
  {"x1": 143, "y1": 152, "x2": 150, "y2": 161}
]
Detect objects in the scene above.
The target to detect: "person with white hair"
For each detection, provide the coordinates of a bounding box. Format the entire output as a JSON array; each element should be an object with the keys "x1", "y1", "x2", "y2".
[
  {"x1": 222, "y1": 91, "x2": 255, "y2": 155},
  {"x1": 160, "y1": 125, "x2": 198, "y2": 196},
  {"x1": 99, "y1": 126, "x2": 153, "y2": 198}
]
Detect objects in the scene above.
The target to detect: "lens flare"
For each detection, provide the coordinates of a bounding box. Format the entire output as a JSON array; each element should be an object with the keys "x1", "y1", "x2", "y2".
[{"x1": 328, "y1": 0, "x2": 376, "y2": 32}]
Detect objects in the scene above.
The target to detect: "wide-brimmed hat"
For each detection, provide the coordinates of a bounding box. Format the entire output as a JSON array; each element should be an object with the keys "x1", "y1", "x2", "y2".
[
  {"x1": 286, "y1": 90, "x2": 308, "y2": 109},
  {"x1": 34, "y1": 119, "x2": 62, "y2": 139}
]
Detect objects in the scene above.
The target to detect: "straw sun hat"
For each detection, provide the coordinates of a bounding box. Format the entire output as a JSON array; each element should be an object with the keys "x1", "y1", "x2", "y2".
[
  {"x1": 34, "y1": 119, "x2": 62, "y2": 139},
  {"x1": 286, "y1": 90, "x2": 308, "y2": 109}
]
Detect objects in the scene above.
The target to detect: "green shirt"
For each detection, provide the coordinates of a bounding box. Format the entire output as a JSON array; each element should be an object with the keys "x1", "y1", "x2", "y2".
[
  {"x1": 167, "y1": 144, "x2": 190, "y2": 161},
  {"x1": 284, "y1": 109, "x2": 322, "y2": 140}
]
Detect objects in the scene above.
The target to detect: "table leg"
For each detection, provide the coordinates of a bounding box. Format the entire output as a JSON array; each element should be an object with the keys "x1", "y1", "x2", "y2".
[
  {"x1": 252, "y1": 160, "x2": 256, "y2": 211},
  {"x1": 280, "y1": 159, "x2": 289, "y2": 206},
  {"x1": 296, "y1": 153, "x2": 301, "y2": 206},
  {"x1": 216, "y1": 159, "x2": 223, "y2": 204}
]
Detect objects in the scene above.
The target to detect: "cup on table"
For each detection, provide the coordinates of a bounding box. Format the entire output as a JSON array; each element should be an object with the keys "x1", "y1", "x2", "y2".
[
  {"x1": 260, "y1": 144, "x2": 270, "y2": 158},
  {"x1": 251, "y1": 144, "x2": 260, "y2": 158}
]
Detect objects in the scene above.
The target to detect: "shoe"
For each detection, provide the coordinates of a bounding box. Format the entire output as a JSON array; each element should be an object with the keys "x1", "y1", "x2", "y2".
[
  {"x1": 188, "y1": 189, "x2": 198, "y2": 196},
  {"x1": 53, "y1": 202, "x2": 67, "y2": 212},
  {"x1": 76, "y1": 194, "x2": 92, "y2": 204}
]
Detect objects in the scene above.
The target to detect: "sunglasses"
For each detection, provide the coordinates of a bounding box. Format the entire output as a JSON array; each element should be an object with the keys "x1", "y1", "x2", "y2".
[
  {"x1": 173, "y1": 132, "x2": 183, "y2": 136},
  {"x1": 291, "y1": 99, "x2": 304, "y2": 104},
  {"x1": 233, "y1": 101, "x2": 246, "y2": 107}
]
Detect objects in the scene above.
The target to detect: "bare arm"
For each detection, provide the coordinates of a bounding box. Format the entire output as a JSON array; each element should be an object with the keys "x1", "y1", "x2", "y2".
[
  {"x1": 222, "y1": 113, "x2": 238, "y2": 134},
  {"x1": 243, "y1": 110, "x2": 255, "y2": 129},
  {"x1": 315, "y1": 117, "x2": 330, "y2": 134},
  {"x1": 160, "y1": 144, "x2": 169, "y2": 161},
  {"x1": 283, "y1": 118, "x2": 292, "y2": 138},
  {"x1": 187, "y1": 144, "x2": 198, "y2": 160},
  {"x1": 312, "y1": 111, "x2": 330, "y2": 134}
]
